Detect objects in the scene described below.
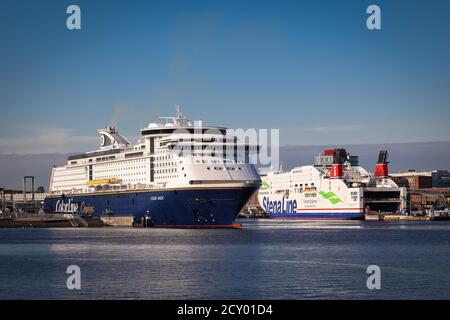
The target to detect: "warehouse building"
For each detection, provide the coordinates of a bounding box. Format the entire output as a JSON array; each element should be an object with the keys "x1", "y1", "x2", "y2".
[{"x1": 390, "y1": 170, "x2": 450, "y2": 189}]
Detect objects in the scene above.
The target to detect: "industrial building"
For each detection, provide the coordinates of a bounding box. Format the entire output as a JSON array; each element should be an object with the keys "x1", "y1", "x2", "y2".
[
  {"x1": 432, "y1": 170, "x2": 450, "y2": 188},
  {"x1": 390, "y1": 170, "x2": 450, "y2": 211},
  {"x1": 390, "y1": 171, "x2": 433, "y2": 189},
  {"x1": 390, "y1": 170, "x2": 450, "y2": 189}
]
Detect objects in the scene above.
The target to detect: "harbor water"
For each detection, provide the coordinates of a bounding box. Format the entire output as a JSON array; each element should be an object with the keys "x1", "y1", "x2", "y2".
[{"x1": 1, "y1": 219, "x2": 450, "y2": 299}]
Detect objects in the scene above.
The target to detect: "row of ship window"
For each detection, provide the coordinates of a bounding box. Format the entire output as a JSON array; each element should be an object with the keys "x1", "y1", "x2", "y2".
[
  {"x1": 155, "y1": 162, "x2": 176, "y2": 167},
  {"x1": 122, "y1": 179, "x2": 147, "y2": 182},
  {"x1": 96, "y1": 166, "x2": 147, "y2": 173},
  {"x1": 155, "y1": 175, "x2": 179, "y2": 180},
  {"x1": 272, "y1": 183, "x2": 316, "y2": 194},
  {"x1": 155, "y1": 168, "x2": 177, "y2": 174},
  {"x1": 207, "y1": 167, "x2": 243, "y2": 171},
  {"x1": 194, "y1": 159, "x2": 235, "y2": 164},
  {"x1": 100, "y1": 159, "x2": 147, "y2": 166},
  {"x1": 155, "y1": 154, "x2": 173, "y2": 160},
  {"x1": 99, "y1": 172, "x2": 147, "y2": 177},
  {"x1": 293, "y1": 183, "x2": 315, "y2": 188},
  {"x1": 92, "y1": 178, "x2": 147, "y2": 183}
]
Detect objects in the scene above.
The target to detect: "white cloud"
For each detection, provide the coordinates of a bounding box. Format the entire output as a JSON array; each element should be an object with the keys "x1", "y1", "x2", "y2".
[{"x1": 0, "y1": 127, "x2": 98, "y2": 154}]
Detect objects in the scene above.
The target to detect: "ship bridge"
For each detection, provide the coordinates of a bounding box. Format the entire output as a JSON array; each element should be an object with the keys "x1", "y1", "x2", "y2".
[{"x1": 141, "y1": 106, "x2": 227, "y2": 137}]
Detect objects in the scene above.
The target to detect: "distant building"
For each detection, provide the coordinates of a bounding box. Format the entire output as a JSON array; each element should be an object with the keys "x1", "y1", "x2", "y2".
[
  {"x1": 2, "y1": 193, "x2": 47, "y2": 202},
  {"x1": 432, "y1": 170, "x2": 450, "y2": 188},
  {"x1": 390, "y1": 170, "x2": 450, "y2": 210},
  {"x1": 390, "y1": 170, "x2": 432, "y2": 189},
  {"x1": 390, "y1": 170, "x2": 450, "y2": 189}
]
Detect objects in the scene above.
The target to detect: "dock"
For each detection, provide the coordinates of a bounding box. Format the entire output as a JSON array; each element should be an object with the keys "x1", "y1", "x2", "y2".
[
  {"x1": 0, "y1": 214, "x2": 116, "y2": 228},
  {"x1": 365, "y1": 214, "x2": 450, "y2": 221},
  {"x1": 0, "y1": 214, "x2": 86, "y2": 228},
  {"x1": 0, "y1": 213, "x2": 138, "y2": 228}
]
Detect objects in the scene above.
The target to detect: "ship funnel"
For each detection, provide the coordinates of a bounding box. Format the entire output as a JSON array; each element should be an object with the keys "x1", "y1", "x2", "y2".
[
  {"x1": 330, "y1": 149, "x2": 346, "y2": 179},
  {"x1": 374, "y1": 150, "x2": 389, "y2": 178}
]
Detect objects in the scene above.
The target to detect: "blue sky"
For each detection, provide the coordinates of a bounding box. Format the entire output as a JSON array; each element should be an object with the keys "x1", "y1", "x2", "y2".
[{"x1": 1, "y1": 0, "x2": 449, "y2": 154}]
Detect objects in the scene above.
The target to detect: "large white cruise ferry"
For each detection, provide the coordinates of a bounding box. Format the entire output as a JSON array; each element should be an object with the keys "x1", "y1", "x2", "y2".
[
  {"x1": 258, "y1": 149, "x2": 407, "y2": 220},
  {"x1": 43, "y1": 107, "x2": 261, "y2": 227}
]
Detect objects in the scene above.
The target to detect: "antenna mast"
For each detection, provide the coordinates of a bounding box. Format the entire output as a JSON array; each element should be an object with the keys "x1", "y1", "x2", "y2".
[{"x1": 175, "y1": 104, "x2": 182, "y2": 119}]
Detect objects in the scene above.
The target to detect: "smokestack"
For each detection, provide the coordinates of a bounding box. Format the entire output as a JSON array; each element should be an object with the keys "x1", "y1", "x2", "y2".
[
  {"x1": 374, "y1": 150, "x2": 389, "y2": 178},
  {"x1": 330, "y1": 149, "x2": 346, "y2": 179},
  {"x1": 330, "y1": 163, "x2": 344, "y2": 178}
]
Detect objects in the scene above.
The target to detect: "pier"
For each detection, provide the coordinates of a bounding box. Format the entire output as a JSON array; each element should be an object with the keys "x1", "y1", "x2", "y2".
[
  {"x1": 365, "y1": 213, "x2": 450, "y2": 221},
  {"x1": 0, "y1": 212, "x2": 133, "y2": 228},
  {"x1": 0, "y1": 213, "x2": 88, "y2": 228}
]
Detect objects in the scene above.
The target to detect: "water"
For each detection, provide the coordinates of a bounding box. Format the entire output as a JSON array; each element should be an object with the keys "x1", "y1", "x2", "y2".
[{"x1": 1, "y1": 219, "x2": 450, "y2": 299}]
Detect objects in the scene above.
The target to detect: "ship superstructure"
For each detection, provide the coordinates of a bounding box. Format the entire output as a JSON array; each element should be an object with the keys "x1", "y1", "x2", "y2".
[
  {"x1": 44, "y1": 107, "x2": 261, "y2": 227},
  {"x1": 258, "y1": 149, "x2": 407, "y2": 220}
]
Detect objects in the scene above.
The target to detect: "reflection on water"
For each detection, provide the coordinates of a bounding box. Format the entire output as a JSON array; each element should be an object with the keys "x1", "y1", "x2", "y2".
[{"x1": 1, "y1": 219, "x2": 450, "y2": 299}]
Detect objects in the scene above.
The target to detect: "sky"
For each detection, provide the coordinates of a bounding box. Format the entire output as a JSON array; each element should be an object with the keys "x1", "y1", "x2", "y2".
[{"x1": 1, "y1": 0, "x2": 450, "y2": 154}]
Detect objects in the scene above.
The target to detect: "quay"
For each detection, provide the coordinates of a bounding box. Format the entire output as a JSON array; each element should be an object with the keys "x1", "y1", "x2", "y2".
[
  {"x1": 365, "y1": 214, "x2": 450, "y2": 222},
  {"x1": 0, "y1": 213, "x2": 87, "y2": 228},
  {"x1": 0, "y1": 214, "x2": 136, "y2": 228}
]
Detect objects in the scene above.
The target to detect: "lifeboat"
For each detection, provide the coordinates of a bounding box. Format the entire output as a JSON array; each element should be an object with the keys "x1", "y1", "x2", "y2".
[{"x1": 85, "y1": 178, "x2": 122, "y2": 186}]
